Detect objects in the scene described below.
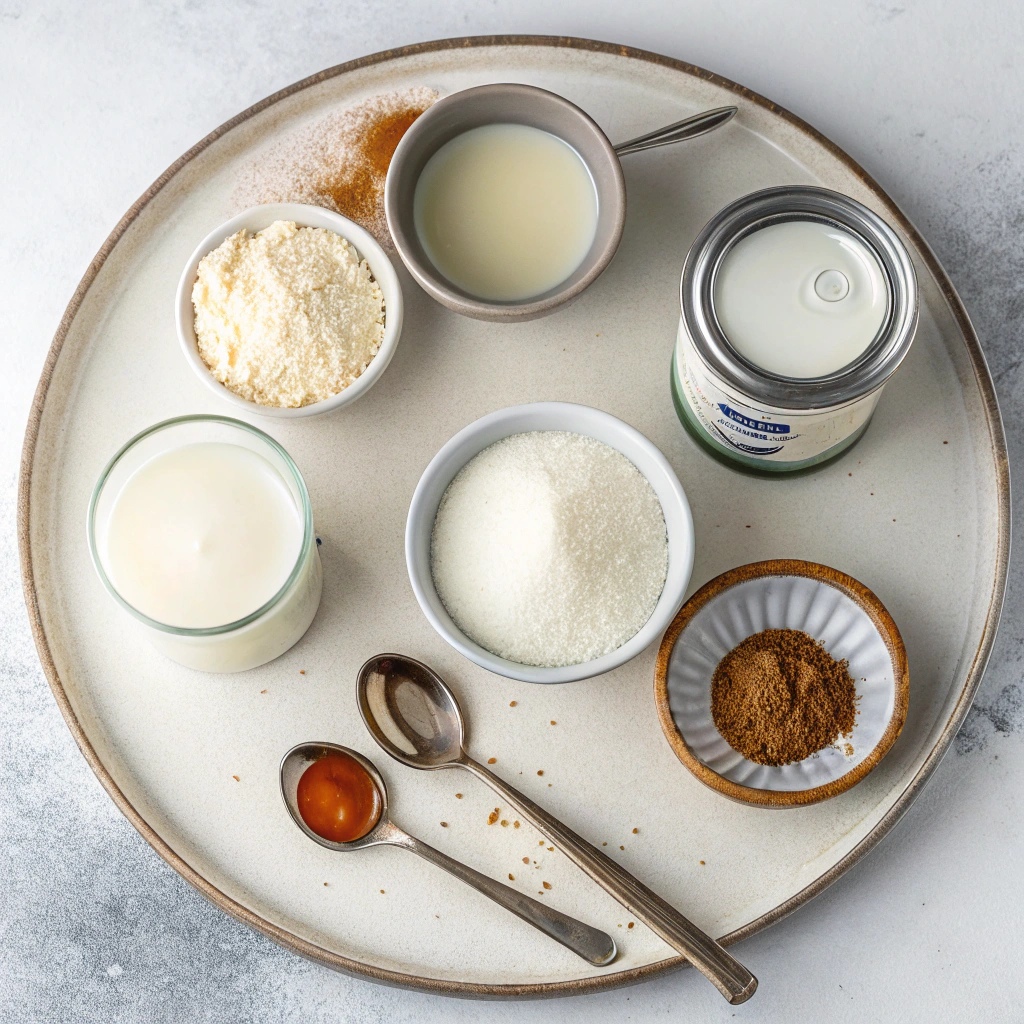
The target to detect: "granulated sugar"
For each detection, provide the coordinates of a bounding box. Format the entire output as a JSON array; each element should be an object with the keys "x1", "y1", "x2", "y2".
[
  {"x1": 234, "y1": 87, "x2": 438, "y2": 246},
  {"x1": 430, "y1": 431, "x2": 668, "y2": 667}
]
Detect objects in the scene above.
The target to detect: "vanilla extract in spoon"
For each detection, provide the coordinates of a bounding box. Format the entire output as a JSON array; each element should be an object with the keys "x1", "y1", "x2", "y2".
[{"x1": 279, "y1": 741, "x2": 616, "y2": 966}]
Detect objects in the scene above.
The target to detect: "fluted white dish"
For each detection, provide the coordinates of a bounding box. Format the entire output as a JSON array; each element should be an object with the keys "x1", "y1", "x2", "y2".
[{"x1": 657, "y1": 561, "x2": 908, "y2": 806}]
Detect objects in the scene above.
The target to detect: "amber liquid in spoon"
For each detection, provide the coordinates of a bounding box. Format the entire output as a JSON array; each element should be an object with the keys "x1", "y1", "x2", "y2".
[{"x1": 297, "y1": 751, "x2": 382, "y2": 843}]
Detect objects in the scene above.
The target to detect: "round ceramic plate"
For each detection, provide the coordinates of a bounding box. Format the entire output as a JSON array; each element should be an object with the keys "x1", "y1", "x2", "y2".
[{"x1": 19, "y1": 37, "x2": 1008, "y2": 997}]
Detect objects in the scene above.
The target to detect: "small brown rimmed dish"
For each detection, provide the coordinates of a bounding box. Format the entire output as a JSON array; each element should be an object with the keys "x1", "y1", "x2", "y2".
[{"x1": 654, "y1": 559, "x2": 909, "y2": 808}]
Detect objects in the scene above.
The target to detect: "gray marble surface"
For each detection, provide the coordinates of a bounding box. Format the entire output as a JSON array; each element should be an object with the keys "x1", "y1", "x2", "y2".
[{"x1": 2, "y1": 1, "x2": 1022, "y2": 1020}]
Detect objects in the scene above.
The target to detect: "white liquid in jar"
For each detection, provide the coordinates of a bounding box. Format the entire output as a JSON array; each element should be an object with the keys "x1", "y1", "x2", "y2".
[
  {"x1": 104, "y1": 442, "x2": 303, "y2": 629},
  {"x1": 713, "y1": 220, "x2": 888, "y2": 378},
  {"x1": 413, "y1": 123, "x2": 599, "y2": 302}
]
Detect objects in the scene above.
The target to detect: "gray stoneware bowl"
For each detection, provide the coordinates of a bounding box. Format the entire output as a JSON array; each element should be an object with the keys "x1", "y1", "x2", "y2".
[{"x1": 384, "y1": 84, "x2": 626, "y2": 323}]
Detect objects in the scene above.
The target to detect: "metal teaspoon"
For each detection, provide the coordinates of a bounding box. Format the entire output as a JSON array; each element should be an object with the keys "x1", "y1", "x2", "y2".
[
  {"x1": 280, "y1": 741, "x2": 616, "y2": 967},
  {"x1": 613, "y1": 105, "x2": 737, "y2": 157},
  {"x1": 356, "y1": 655, "x2": 758, "y2": 1005}
]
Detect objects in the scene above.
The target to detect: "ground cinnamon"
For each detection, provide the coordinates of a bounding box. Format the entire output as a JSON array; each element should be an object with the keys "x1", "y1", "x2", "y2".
[
  {"x1": 321, "y1": 100, "x2": 431, "y2": 224},
  {"x1": 235, "y1": 87, "x2": 438, "y2": 246},
  {"x1": 710, "y1": 628, "x2": 856, "y2": 766}
]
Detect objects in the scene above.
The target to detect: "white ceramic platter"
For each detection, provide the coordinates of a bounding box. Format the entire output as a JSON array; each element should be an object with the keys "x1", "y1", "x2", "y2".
[{"x1": 19, "y1": 38, "x2": 1008, "y2": 997}]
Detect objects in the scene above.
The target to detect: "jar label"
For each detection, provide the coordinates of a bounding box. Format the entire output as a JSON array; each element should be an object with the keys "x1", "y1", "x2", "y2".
[{"x1": 675, "y1": 321, "x2": 881, "y2": 463}]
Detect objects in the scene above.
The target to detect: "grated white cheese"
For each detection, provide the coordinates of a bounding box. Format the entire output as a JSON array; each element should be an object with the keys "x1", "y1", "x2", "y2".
[
  {"x1": 192, "y1": 220, "x2": 385, "y2": 408},
  {"x1": 430, "y1": 431, "x2": 668, "y2": 668}
]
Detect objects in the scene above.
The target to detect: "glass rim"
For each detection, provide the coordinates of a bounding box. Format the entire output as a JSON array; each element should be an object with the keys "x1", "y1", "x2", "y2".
[{"x1": 87, "y1": 414, "x2": 314, "y2": 637}]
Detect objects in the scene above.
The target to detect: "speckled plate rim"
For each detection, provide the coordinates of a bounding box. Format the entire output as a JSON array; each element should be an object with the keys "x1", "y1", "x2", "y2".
[
  {"x1": 654, "y1": 559, "x2": 911, "y2": 808},
  {"x1": 17, "y1": 36, "x2": 1009, "y2": 1000}
]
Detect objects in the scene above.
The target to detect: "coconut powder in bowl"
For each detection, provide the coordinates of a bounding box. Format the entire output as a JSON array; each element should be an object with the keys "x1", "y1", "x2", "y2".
[{"x1": 192, "y1": 220, "x2": 385, "y2": 408}]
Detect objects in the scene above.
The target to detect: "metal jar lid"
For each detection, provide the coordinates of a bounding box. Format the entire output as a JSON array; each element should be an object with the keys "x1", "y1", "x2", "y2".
[{"x1": 680, "y1": 186, "x2": 919, "y2": 410}]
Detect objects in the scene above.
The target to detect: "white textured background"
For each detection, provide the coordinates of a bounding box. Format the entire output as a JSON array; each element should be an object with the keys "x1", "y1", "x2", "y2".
[{"x1": 2, "y1": 2, "x2": 1022, "y2": 1021}]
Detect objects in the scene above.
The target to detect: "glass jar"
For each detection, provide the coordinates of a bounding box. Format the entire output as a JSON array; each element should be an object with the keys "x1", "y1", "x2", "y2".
[{"x1": 88, "y1": 415, "x2": 322, "y2": 672}]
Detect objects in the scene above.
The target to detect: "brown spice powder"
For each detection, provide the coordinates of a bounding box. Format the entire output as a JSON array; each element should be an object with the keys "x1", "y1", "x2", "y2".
[
  {"x1": 234, "y1": 87, "x2": 438, "y2": 247},
  {"x1": 710, "y1": 628, "x2": 856, "y2": 766}
]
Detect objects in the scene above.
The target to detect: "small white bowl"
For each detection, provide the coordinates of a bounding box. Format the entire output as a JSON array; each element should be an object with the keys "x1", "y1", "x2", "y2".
[
  {"x1": 405, "y1": 402, "x2": 695, "y2": 684},
  {"x1": 175, "y1": 203, "x2": 403, "y2": 418},
  {"x1": 655, "y1": 560, "x2": 909, "y2": 807}
]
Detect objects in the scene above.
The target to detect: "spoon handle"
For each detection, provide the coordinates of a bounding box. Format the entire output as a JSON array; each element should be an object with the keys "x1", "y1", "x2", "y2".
[
  {"x1": 461, "y1": 758, "x2": 757, "y2": 1004},
  {"x1": 613, "y1": 105, "x2": 738, "y2": 157},
  {"x1": 384, "y1": 824, "x2": 617, "y2": 967}
]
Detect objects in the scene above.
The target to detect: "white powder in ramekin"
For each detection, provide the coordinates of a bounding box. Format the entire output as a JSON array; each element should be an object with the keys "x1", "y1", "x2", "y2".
[
  {"x1": 192, "y1": 220, "x2": 385, "y2": 408},
  {"x1": 430, "y1": 431, "x2": 668, "y2": 668}
]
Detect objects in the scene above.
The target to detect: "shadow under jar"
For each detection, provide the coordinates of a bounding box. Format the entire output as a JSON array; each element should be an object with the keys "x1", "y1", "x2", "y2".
[
  {"x1": 87, "y1": 415, "x2": 322, "y2": 672},
  {"x1": 672, "y1": 186, "x2": 919, "y2": 474}
]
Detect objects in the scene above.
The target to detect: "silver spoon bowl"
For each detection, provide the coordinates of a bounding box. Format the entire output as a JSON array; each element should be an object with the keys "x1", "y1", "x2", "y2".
[
  {"x1": 357, "y1": 655, "x2": 758, "y2": 1005},
  {"x1": 280, "y1": 741, "x2": 616, "y2": 967}
]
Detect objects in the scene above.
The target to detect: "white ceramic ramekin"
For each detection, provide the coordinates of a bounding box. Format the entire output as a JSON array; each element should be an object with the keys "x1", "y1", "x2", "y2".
[
  {"x1": 406, "y1": 402, "x2": 695, "y2": 684},
  {"x1": 175, "y1": 203, "x2": 403, "y2": 418}
]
